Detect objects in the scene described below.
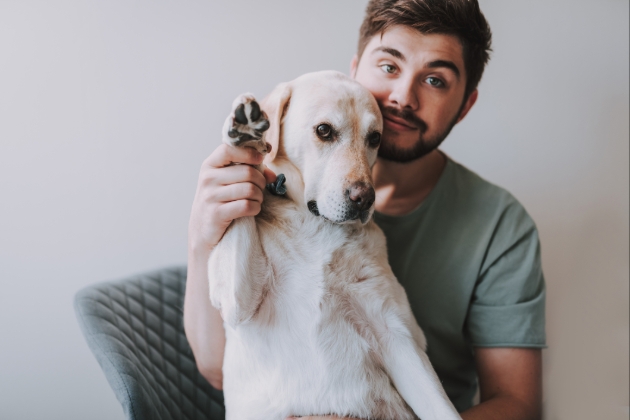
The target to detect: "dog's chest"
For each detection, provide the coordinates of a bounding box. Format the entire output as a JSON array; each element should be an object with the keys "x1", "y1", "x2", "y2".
[
  {"x1": 222, "y1": 210, "x2": 414, "y2": 419},
  {"x1": 254, "y1": 219, "x2": 343, "y2": 320},
  {"x1": 255, "y1": 211, "x2": 375, "y2": 329}
]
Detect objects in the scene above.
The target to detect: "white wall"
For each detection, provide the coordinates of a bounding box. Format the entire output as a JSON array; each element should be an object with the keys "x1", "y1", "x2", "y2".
[{"x1": 0, "y1": 1, "x2": 627, "y2": 419}]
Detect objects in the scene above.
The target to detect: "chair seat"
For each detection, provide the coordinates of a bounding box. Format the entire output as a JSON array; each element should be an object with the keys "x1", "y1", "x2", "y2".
[{"x1": 75, "y1": 266, "x2": 225, "y2": 420}]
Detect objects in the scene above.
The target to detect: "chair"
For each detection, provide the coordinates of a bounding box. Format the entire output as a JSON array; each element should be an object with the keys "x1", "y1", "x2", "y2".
[{"x1": 74, "y1": 266, "x2": 225, "y2": 420}]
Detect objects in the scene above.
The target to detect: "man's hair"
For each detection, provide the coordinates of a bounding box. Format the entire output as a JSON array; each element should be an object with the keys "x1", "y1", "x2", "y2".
[{"x1": 358, "y1": 0, "x2": 492, "y2": 98}]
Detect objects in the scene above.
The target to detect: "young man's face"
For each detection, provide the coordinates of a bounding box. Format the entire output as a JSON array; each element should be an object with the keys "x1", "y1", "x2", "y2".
[{"x1": 351, "y1": 25, "x2": 477, "y2": 162}]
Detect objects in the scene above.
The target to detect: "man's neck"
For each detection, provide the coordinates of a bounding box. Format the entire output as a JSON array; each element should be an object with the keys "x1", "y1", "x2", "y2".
[{"x1": 373, "y1": 149, "x2": 447, "y2": 216}]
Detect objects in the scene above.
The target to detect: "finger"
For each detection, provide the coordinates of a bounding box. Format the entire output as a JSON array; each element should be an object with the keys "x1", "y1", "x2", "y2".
[
  {"x1": 212, "y1": 182, "x2": 264, "y2": 204},
  {"x1": 211, "y1": 165, "x2": 267, "y2": 191},
  {"x1": 262, "y1": 166, "x2": 277, "y2": 184},
  {"x1": 205, "y1": 144, "x2": 264, "y2": 168},
  {"x1": 216, "y1": 199, "x2": 262, "y2": 220}
]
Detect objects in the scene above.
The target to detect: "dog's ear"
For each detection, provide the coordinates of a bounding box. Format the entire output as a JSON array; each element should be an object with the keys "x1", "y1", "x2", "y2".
[{"x1": 261, "y1": 82, "x2": 292, "y2": 163}]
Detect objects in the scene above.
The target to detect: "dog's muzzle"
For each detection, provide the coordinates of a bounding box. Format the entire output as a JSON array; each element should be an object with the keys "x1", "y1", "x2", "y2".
[
  {"x1": 347, "y1": 182, "x2": 375, "y2": 214},
  {"x1": 307, "y1": 182, "x2": 375, "y2": 224}
]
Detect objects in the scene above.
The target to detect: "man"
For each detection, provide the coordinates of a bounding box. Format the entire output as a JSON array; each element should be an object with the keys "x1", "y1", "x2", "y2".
[{"x1": 184, "y1": 1, "x2": 546, "y2": 419}]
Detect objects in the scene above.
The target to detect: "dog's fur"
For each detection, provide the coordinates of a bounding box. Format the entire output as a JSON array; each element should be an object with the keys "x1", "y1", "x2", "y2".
[{"x1": 208, "y1": 71, "x2": 461, "y2": 420}]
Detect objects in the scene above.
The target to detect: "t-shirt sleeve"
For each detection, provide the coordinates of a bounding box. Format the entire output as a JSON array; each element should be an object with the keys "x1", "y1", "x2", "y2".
[{"x1": 466, "y1": 199, "x2": 547, "y2": 348}]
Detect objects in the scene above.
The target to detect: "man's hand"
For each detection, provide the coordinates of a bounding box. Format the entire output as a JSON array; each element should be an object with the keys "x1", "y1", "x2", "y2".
[
  {"x1": 188, "y1": 143, "x2": 276, "y2": 256},
  {"x1": 184, "y1": 143, "x2": 276, "y2": 390}
]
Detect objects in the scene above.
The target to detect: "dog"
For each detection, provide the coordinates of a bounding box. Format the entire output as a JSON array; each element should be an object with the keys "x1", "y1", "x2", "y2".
[{"x1": 207, "y1": 71, "x2": 461, "y2": 420}]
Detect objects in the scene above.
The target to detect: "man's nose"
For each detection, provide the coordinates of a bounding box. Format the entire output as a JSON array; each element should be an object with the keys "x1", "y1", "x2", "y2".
[
  {"x1": 347, "y1": 182, "x2": 376, "y2": 212},
  {"x1": 388, "y1": 76, "x2": 419, "y2": 110}
]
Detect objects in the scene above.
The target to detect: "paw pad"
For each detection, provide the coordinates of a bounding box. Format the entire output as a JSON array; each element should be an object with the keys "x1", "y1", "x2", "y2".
[{"x1": 226, "y1": 96, "x2": 270, "y2": 146}]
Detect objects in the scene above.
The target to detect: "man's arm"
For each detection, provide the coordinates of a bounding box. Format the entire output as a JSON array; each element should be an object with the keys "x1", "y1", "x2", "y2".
[
  {"x1": 183, "y1": 144, "x2": 275, "y2": 389},
  {"x1": 286, "y1": 348, "x2": 541, "y2": 420},
  {"x1": 461, "y1": 348, "x2": 542, "y2": 420},
  {"x1": 184, "y1": 248, "x2": 227, "y2": 389}
]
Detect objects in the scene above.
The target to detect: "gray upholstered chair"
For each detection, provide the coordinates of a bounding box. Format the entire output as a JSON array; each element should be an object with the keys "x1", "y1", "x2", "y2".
[{"x1": 75, "y1": 266, "x2": 225, "y2": 420}]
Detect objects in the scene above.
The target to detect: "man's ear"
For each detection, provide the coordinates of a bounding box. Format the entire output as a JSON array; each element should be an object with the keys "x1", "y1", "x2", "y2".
[
  {"x1": 260, "y1": 82, "x2": 292, "y2": 163},
  {"x1": 456, "y1": 89, "x2": 478, "y2": 124},
  {"x1": 350, "y1": 54, "x2": 359, "y2": 79}
]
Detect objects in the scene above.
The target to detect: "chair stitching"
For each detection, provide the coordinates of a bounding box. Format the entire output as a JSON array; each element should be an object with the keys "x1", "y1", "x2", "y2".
[
  {"x1": 85, "y1": 285, "x2": 222, "y2": 414},
  {"x1": 82, "y1": 272, "x2": 220, "y2": 411}
]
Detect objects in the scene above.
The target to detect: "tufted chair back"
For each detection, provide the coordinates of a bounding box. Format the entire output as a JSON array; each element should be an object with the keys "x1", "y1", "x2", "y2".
[{"x1": 75, "y1": 266, "x2": 225, "y2": 420}]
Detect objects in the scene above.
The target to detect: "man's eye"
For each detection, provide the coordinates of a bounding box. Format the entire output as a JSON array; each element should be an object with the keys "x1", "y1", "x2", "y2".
[
  {"x1": 426, "y1": 77, "x2": 445, "y2": 88},
  {"x1": 380, "y1": 64, "x2": 397, "y2": 74}
]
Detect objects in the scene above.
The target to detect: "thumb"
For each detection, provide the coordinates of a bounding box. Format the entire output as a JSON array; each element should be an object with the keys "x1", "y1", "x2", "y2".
[{"x1": 263, "y1": 166, "x2": 277, "y2": 184}]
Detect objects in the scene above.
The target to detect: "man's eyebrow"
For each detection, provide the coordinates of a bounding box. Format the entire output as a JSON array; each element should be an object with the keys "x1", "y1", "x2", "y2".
[
  {"x1": 372, "y1": 48, "x2": 461, "y2": 79},
  {"x1": 372, "y1": 46, "x2": 406, "y2": 62},
  {"x1": 426, "y1": 60, "x2": 461, "y2": 79}
]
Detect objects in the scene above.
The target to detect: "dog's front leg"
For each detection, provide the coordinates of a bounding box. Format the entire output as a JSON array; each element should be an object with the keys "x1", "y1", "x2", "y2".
[
  {"x1": 208, "y1": 94, "x2": 272, "y2": 328},
  {"x1": 381, "y1": 308, "x2": 462, "y2": 420},
  {"x1": 208, "y1": 216, "x2": 270, "y2": 328}
]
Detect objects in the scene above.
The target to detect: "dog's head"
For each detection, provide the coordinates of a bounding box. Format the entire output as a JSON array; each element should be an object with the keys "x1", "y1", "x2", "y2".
[{"x1": 262, "y1": 71, "x2": 382, "y2": 224}]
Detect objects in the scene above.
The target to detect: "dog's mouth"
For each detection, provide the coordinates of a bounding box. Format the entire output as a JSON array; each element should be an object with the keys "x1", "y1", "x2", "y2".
[
  {"x1": 307, "y1": 200, "x2": 320, "y2": 216},
  {"x1": 307, "y1": 200, "x2": 371, "y2": 224}
]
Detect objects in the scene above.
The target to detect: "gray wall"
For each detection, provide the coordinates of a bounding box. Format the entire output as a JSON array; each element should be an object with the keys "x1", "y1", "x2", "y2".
[{"x1": 0, "y1": 1, "x2": 627, "y2": 419}]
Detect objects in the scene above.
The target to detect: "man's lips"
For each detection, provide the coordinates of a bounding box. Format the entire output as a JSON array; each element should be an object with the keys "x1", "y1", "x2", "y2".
[{"x1": 383, "y1": 115, "x2": 418, "y2": 131}]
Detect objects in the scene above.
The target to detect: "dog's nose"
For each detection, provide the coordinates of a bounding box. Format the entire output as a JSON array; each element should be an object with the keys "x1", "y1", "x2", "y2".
[{"x1": 347, "y1": 182, "x2": 375, "y2": 212}]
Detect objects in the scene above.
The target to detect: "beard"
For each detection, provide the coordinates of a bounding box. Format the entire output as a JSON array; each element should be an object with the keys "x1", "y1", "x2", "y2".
[{"x1": 378, "y1": 106, "x2": 460, "y2": 163}]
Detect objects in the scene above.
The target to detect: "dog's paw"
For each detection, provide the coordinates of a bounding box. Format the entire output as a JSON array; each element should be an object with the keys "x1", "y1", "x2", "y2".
[{"x1": 224, "y1": 94, "x2": 270, "y2": 149}]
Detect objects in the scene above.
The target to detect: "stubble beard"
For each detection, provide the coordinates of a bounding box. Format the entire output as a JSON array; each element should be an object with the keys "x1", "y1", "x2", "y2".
[{"x1": 377, "y1": 106, "x2": 461, "y2": 163}]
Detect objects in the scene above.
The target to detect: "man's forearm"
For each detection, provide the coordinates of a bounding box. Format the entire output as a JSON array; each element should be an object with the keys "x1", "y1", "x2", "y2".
[
  {"x1": 461, "y1": 395, "x2": 541, "y2": 420},
  {"x1": 463, "y1": 348, "x2": 542, "y2": 420},
  {"x1": 183, "y1": 245, "x2": 226, "y2": 389}
]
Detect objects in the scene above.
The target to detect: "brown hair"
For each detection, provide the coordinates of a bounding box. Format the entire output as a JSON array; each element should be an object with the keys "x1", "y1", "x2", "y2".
[{"x1": 357, "y1": 0, "x2": 492, "y2": 98}]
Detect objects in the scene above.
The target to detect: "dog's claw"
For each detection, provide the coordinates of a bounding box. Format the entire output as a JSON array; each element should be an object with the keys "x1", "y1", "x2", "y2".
[{"x1": 266, "y1": 173, "x2": 287, "y2": 196}]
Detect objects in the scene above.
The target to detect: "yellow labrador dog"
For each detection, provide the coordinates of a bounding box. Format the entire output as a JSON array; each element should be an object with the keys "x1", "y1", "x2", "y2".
[{"x1": 208, "y1": 71, "x2": 460, "y2": 420}]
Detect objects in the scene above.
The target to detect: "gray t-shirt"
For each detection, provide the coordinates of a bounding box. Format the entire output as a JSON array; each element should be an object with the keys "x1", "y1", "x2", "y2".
[{"x1": 373, "y1": 156, "x2": 546, "y2": 412}]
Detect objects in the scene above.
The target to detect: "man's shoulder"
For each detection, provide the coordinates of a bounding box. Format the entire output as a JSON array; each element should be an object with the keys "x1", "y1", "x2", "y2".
[
  {"x1": 442, "y1": 157, "x2": 535, "y2": 230},
  {"x1": 446, "y1": 157, "x2": 516, "y2": 204}
]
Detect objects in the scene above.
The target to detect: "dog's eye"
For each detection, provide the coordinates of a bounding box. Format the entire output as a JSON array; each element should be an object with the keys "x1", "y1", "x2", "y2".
[
  {"x1": 316, "y1": 124, "x2": 333, "y2": 140},
  {"x1": 368, "y1": 132, "x2": 381, "y2": 147}
]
